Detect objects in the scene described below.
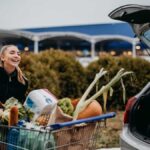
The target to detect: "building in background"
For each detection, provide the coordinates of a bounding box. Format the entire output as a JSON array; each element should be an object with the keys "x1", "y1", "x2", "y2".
[
  {"x1": 0, "y1": 22, "x2": 145, "y2": 59},
  {"x1": 0, "y1": 0, "x2": 148, "y2": 65}
]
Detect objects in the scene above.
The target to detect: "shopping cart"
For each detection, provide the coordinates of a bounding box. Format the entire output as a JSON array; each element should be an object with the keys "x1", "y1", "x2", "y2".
[{"x1": 0, "y1": 112, "x2": 116, "y2": 150}]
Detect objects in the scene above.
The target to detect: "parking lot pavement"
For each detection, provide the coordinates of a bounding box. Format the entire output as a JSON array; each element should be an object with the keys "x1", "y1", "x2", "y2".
[{"x1": 99, "y1": 148, "x2": 120, "y2": 150}]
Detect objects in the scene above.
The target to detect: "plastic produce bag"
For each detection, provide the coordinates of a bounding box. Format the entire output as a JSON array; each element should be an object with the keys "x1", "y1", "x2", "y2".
[{"x1": 17, "y1": 128, "x2": 55, "y2": 150}]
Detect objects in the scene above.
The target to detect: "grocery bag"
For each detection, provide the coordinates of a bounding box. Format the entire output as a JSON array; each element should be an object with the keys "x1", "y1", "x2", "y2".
[
  {"x1": 24, "y1": 89, "x2": 58, "y2": 121},
  {"x1": 51, "y1": 105, "x2": 98, "y2": 150},
  {"x1": 51, "y1": 106, "x2": 73, "y2": 123},
  {"x1": 17, "y1": 128, "x2": 55, "y2": 150}
]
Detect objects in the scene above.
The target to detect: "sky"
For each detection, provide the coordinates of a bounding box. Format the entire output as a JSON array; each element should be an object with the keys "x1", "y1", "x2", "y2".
[{"x1": 0, "y1": 0, "x2": 149, "y2": 30}]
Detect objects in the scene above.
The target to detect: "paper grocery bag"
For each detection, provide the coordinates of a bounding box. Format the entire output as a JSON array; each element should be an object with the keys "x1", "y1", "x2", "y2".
[
  {"x1": 47, "y1": 102, "x2": 73, "y2": 125},
  {"x1": 53, "y1": 121, "x2": 96, "y2": 150},
  {"x1": 50, "y1": 106, "x2": 97, "y2": 150},
  {"x1": 54, "y1": 106, "x2": 73, "y2": 123}
]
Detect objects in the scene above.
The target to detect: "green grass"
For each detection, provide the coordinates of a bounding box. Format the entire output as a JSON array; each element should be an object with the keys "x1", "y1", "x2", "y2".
[{"x1": 96, "y1": 111, "x2": 123, "y2": 148}]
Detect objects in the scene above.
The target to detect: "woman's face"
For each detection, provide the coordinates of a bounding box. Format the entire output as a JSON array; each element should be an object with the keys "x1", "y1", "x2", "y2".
[{"x1": 1, "y1": 46, "x2": 21, "y2": 68}]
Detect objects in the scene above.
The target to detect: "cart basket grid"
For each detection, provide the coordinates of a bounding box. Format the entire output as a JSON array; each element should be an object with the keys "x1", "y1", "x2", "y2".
[{"x1": 0, "y1": 112, "x2": 116, "y2": 150}]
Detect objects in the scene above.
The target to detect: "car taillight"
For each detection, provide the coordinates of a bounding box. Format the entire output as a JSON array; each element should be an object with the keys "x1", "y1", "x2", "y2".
[{"x1": 123, "y1": 96, "x2": 137, "y2": 124}]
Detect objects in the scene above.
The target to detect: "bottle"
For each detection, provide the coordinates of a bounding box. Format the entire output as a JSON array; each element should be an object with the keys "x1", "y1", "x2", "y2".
[{"x1": 7, "y1": 128, "x2": 19, "y2": 150}]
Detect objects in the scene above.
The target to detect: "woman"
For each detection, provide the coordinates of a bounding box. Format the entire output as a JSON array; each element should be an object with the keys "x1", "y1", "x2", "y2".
[{"x1": 0, "y1": 45, "x2": 28, "y2": 103}]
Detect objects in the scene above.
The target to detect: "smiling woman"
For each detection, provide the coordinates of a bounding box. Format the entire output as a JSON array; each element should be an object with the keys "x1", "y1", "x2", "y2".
[{"x1": 0, "y1": 45, "x2": 28, "y2": 103}]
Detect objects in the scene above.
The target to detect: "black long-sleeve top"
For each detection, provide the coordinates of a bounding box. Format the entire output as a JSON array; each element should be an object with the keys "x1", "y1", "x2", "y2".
[{"x1": 0, "y1": 67, "x2": 28, "y2": 103}]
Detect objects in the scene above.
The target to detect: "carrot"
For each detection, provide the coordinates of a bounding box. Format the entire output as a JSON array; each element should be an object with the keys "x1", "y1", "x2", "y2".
[
  {"x1": 77, "y1": 100, "x2": 102, "y2": 119},
  {"x1": 9, "y1": 106, "x2": 18, "y2": 126}
]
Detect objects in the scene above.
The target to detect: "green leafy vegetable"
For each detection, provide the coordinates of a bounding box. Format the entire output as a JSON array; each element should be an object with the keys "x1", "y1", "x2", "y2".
[{"x1": 58, "y1": 98, "x2": 74, "y2": 116}]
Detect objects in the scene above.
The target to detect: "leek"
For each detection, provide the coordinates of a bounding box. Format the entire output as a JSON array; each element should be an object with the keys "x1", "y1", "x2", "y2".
[{"x1": 73, "y1": 68, "x2": 133, "y2": 120}]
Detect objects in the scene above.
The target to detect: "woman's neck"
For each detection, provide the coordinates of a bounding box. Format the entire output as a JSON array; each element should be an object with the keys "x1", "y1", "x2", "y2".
[{"x1": 3, "y1": 65, "x2": 16, "y2": 74}]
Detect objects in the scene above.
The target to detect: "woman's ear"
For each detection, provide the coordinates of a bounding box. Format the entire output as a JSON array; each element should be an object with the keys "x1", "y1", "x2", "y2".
[{"x1": 0, "y1": 55, "x2": 5, "y2": 62}]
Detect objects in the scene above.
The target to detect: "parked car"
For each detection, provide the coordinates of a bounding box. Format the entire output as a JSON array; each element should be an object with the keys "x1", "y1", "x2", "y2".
[{"x1": 109, "y1": 4, "x2": 150, "y2": 150}]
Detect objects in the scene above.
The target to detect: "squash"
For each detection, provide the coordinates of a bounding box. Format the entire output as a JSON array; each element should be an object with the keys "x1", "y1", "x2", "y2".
[
  {"x1": 71, "y1": 99, "x2": 79, "y2": 108},
  {"x1": 77, "y1": 100, "x2": 102, "y2": 119}
]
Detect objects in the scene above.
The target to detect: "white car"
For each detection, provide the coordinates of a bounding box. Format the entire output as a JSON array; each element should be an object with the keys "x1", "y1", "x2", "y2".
[{"x1": 109, "y1": 4, "x2": 150, "y2": 150}]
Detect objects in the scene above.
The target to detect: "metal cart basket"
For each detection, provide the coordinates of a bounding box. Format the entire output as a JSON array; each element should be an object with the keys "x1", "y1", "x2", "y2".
[{"x1": 0, "y1": 112, "x2": 116, "y2": 150}]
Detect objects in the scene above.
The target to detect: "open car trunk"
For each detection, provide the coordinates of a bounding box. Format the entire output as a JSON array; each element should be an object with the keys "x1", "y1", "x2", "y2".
[
  {"x1": 109, "y1": 3, "x2": 150, "y2": 146},
  {"x1": 109, "y1": 4, "x2": 150, "y2": 49},
  {"x1": 129, "y1": 88, "x2": 150, "y2": 143}
]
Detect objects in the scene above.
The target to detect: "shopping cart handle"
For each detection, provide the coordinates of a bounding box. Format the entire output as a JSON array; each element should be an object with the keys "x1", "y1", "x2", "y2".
[{"x1": 50, "y1": 112, "x2": 116, "y2": 130}]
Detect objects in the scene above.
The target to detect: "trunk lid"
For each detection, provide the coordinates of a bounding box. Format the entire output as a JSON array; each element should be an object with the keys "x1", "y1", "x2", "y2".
[{"x1": 109, "y1": 4, "x2": 150, "y2": 48}]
